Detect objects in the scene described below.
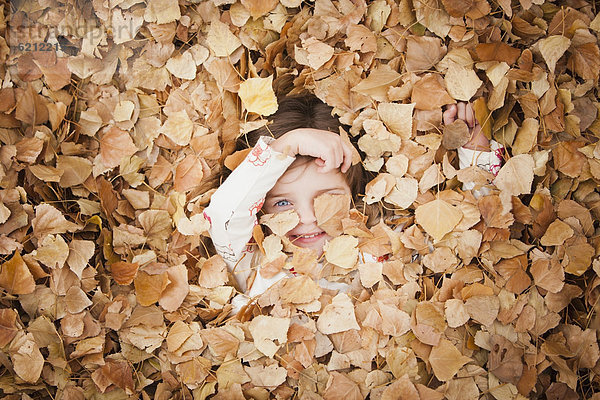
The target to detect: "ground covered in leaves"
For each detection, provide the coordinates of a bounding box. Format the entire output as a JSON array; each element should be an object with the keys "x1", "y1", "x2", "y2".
[{"x1": 0, "y1": 0, "x2": 600, "y2": 399}]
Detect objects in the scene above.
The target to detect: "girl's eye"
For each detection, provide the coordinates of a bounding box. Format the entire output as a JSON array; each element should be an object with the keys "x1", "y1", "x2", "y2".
[{"x1": 274, "y1": 199, "x2": 291, "y2": 207}]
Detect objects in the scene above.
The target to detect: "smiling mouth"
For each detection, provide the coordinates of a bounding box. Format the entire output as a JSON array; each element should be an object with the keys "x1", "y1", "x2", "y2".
[{"x1": 290, "y1": 231, "x2": 326, "y2": 241}]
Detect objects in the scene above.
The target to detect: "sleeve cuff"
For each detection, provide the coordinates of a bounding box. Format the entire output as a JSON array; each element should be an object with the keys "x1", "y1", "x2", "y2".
[{"x1": 457, "y1": 140, "x2": 504, "y2": 176}]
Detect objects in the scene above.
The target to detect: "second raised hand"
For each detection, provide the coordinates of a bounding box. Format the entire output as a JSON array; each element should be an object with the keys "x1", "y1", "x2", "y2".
[{"x1": 443, "y1": 102, "x2": 490, "y2": 151}]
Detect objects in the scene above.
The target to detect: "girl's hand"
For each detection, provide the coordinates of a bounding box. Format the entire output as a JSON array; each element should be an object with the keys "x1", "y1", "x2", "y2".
[
  {"x1": 270, "y1": 128, "x2": 354, "y2": 173},
  {"x1": 443, "y1": 102, "x2": 490, "y2": 151}
]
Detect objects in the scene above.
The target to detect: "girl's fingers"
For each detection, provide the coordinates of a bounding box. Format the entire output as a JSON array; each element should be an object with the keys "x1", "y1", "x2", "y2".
[
  {"x1": 464, "y1": 102, "x2": 475, "y2": 128},
  {"x1": 341, "y1": 143, "x2": 353, "y2": 173},
  {"x1": 457, "y1": 102, "x2": 466, "y2": 123},
  {"x1": 443, "y1": 104, "x2": 457, "y2": 124}
]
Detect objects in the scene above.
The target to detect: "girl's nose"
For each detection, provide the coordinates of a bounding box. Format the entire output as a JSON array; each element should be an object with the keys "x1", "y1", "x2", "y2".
[{"x1": 297, "y1": 202, "x2": 317, "y2": 225}]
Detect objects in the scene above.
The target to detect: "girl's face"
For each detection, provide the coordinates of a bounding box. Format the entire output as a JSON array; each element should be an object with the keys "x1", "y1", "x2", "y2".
[{"x1": 263, "y1": 159, "x2": 351, "y2": 255}]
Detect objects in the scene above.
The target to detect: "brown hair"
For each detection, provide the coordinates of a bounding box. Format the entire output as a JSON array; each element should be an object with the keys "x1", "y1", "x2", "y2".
[{"x1": 238, "y1": 93, "x2": 368, "y2": 205}]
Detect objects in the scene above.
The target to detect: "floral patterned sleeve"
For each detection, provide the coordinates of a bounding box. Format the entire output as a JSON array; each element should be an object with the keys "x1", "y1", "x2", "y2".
[{"x1": 204, "y1": 136, "x2": 295, "y2": 292}]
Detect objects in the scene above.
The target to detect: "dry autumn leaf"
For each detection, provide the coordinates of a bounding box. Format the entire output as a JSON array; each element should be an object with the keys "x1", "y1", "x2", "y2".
[
  {"x1": 1, "y1": 0, "x2": 599, "y2": 397},
  {"x1": 317, "y1": 293, "x2": 360, "y2": 335},
  {"x1": 249, "y1": 315, "x2": 289, "y2": 357},
  {"x1": 238, "y1": 76, "x2": 278, "y2": 116},
  {"x1": 0, "y1": 253, "x2": 35, "y2": 295},
  {"x1": 415, "y1": 199, "x2": 463, "y2": 242},
  {"x1": 324, "y1": 235, "x2": 359, "y2": 269},
  {"x1": 429, "y1": 338, "x2": 471, "y2": 381},
  {"x1": 314, "y1": 193, "x2": 351, "y2": 236},
  {"x1": 260, "y1": 209, "x2": 300, "y2": 237}
]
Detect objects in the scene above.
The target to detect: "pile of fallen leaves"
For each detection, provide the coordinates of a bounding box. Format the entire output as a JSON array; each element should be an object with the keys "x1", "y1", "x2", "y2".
[{"x1": 0, "y1": 0, "x2": 599, "y2": 398}]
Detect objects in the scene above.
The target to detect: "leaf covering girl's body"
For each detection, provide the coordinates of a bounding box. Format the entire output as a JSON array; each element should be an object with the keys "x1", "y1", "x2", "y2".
[{"x1": 204, "y1": 95, "x2": 503, "y2": 314}]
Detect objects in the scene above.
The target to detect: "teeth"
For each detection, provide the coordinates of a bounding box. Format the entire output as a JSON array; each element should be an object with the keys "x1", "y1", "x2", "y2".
[{"x1": 300, "y1": 233, "x2": 320, "y2": 238}]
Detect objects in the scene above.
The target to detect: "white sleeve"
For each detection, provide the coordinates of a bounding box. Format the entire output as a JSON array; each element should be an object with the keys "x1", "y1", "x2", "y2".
[
  {"x1": 204, "y1": 136, "x2": 295, "y2": 291},
  {"x1": 457, "y1": 140, "x2": 504, "y2": 192}
]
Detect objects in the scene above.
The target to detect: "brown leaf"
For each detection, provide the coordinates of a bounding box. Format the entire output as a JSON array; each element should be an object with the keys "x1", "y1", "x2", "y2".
[
  {"x1": 99, "y1": 126, "x2": 138, "y2": 169},
  {"x1": 97, "y1": 177, "x2": 118, "y2": 225},
  {"x1": 412, "y1": 302, "x2": 447, "y2": 346},
  {"x1": 442, "y1": 119, "x2": 470, "y2": 149},
  {"x1": 323, "y1": 371, "x2": 363, "y2": 400},
  {"x1": 249, "y1": 315, "x2": 289, "y2": 357},
  {"x1": 175, "y1": 357, "x2": 212, "y2": 389},
  {"x1": 313, "y1": 193, "x2": 351, "y2": 236},
  {"x1": 475, "y1": 43, "x2": 521, "y2": 65},
  {"x1": 16, "y1": 137, "x2": 43, "y2": 164},
  {"x1": 198, "y1": 255, "x2": 228, "y2": 289},
  {"x1": 317, "y1": 294, "x2": 360, "y2": 335},
  {"x1": 111, "y1": 262, "x2": 140, "y2": 285},
  {"x1": 134, "y1": 270, "x2": 169, "y2": 306},
  {"x1": 405, "y1": 36, "x2": 446, "y2": 72},
  {"x1": 31, "y1": 204, "x2": 80, "y2": 239},
  {"x1": 15, "y1": 85, "x2": 49, "y2": 126},
  {"x1": 280, "y1": 275, "x2": 322, "y2": 305},
  {"x1": 553, "y1": 141, "x2": 587, "y2": 178},
  {"x1": 568, "y1": 42, "x2": 600, "y2": 81},
  {"x1": 488, "y1": 335, "x2": 524, "y2": 385},
  {"x1": 441, "y1": 0, "x2": 473, "y2": 17},
  {"x1": 260, "y1": 210, "x2": 300, "y2": 237},
  {"x1": 429, "y1": 338, "x2": 471, "y2": 381},
  {"x1": 159, "y1": 265, "x2": 189, "y2": 312},
  {"x1": 91, "y1": 358, "x2": 134, "y2": 393},
  {"x1": 244, "y1": 364, "x2": 287, "y2": 388},
  {"x1": 9, "y1": 332, "x2": 44, "y2": 383},
  {"x1": 0, "y1": 308, "x2": 19, "y2": 347},
  {"x1": 495, "y1": 255, "x2": 531, "y2": 294},
  {"x1": 493, "y1": 154, "x2": 534, "y2": 197},
  {"x1": 540, "y1": 219, "x2": 574, "y2": 246},
  {"x1": 56, "y1": 156, "x2": 93, "y2": 188},
  {"x1": 0, "y1": 253, "x2": 35, "y2": 295},
  {"x1": 174, "y1": 154, "x2": 206, "y2": 193}
]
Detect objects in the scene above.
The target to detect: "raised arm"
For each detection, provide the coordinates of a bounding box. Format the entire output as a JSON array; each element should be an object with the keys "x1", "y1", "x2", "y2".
[{"x1": 204, "y1": 136, "x2": 295, "y2": 291}]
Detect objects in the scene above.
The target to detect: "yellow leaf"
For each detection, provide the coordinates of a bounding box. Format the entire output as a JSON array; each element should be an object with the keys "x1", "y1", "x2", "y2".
[
  {"x1": 159, "y1": 110, "x2": 193, "y2": 146},
  {"x1": 206, "y1": 20, "x2": 242, "y2": 57},
  {"x1": 415, "y1": 199, "x2": 463, "y2": 242},
  {"x1": 260, "y1": 210, "x2": 299, "y2": 237},
  {"x1": 249, "y1": 315, "x2": 289, "y2": 357},
  {"x1": 444, "y1": 62, "x2": 482, "y2": 101},
  {"x1": 493, "y1": 154, "x2": 535, "y2": 197},
  {"x1": 166, "y1": 51, "x2": 197, "y2": 80},
  {"x1": 512, "y1": 118, "x2": 539, "y2": 155},
  {"x1": 144, "y1": 0, "x2": 181, "y2": 24},
  {"x1": 536, "y1": 35, "x2": 571, "y2": 75},
  {"x1": 238, "y1": 76, "x2": 278, "y2": 116},
  {"x1": 429, "y1": 339, "x2": 471, "y2": 381},
  {"x1": 378, "y1": 102, "x2": 415, "y2": 139},
  {"x1": 324, "y1": 235, "x2": 359, "y2": 269},
  {"x1": 316, "y1": 293, "x2": 360, "y2": 334},
  {"x1": 540, "y1": 219, "x2": 574, "y2": 246}
]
